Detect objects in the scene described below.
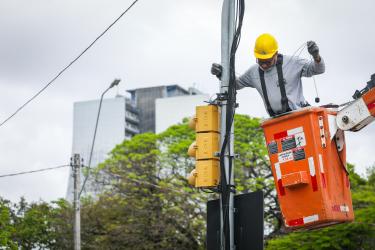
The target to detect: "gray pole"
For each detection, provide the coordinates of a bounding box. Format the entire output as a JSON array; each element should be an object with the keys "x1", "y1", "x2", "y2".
[
  {"x1": 220, "y1": 0, "x2": 235, "y2": 249},
  {"x1": 72, "y1": 154, "x2": 81, "y2": 250}
]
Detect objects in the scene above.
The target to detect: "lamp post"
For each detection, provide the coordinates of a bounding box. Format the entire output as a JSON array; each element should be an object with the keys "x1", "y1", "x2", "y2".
[
  {"x1": 79, "y1": 78, "x2": 121, "y2": 197},
  {"x1": 74, "y1": 79, "x2": 121, "y2": 250}
]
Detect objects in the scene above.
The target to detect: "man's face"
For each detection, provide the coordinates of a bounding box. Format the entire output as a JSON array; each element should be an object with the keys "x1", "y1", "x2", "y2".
[{"x1": 257, "y1": 53, "x2": 277, "y2": 71}]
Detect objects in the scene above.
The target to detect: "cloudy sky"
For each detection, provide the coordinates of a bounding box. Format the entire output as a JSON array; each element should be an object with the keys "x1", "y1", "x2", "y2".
[{"x1": 0, "y1": 0, "x2": 374, "y2": 203}]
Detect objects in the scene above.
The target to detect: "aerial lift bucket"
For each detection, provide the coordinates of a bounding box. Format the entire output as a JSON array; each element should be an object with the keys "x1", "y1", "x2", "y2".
[{"x1": 261, "y1": 107, "x2": 354, "y2": 230}]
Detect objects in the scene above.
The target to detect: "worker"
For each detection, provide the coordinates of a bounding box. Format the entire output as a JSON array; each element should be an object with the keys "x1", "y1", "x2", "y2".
[{"x1": 211, "y1": 33, "x2": 325, "y2": 117}]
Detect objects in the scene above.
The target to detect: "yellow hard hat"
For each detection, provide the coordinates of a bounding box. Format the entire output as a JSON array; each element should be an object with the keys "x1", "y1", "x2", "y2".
[{"x1": 254, "y1": 33, "x2": 278, "y2": 59}]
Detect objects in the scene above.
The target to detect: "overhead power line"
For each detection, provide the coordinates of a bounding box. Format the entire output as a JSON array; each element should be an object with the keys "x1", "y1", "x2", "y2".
[
  {"x1": 0, "y1": 165, "x2": 69, "y2": 178},
  {"x1": 0, "y1": 0, "x2": 140, "y2": 128}
]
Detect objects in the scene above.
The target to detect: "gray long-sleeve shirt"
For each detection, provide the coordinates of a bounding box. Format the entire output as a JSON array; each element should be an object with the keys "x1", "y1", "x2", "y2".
[{"x1": 237, "y1": 55, "x2": 325, "y2": 115}]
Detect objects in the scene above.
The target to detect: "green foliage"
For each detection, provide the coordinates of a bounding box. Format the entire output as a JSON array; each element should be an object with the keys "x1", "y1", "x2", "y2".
[
  {"x1": 0, "y1": 199, "x2": 17, "y2": 249},
  {"x1": 86, "y1": 128, "x2": 206, "y2": 249},
  {"x1": 233, "y1": 114, "x2": 282, "y2": 233},
  {"x1": 0, "y1": 197, "x2": 73, "y2": 249},
  {"x1": 13, "y1": 203, "x2": 54, "y2": 248},
  {"x1": 49, "y1": 199, "x2": 74, "y2": 249},
  {"x1": 0, "y1": 115, "x2": 373, "y2": 250},
  {"x1": 80, "y1": 115, "x2": 279, "y2": 248}
]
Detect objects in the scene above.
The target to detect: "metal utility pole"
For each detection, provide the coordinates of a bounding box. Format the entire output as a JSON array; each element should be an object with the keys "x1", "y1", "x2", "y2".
[
  {"x1": 71, "y1": 154, "x2": 82, "y2": 250},
  {"x1": 220, "y1": 0, "x2": 236, "y2": 249}
]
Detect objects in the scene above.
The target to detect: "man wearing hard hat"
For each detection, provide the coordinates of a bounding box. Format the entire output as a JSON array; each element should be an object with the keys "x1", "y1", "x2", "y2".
[{"x1": 211, "y1": 33, "x2": 325, "y2": 117}]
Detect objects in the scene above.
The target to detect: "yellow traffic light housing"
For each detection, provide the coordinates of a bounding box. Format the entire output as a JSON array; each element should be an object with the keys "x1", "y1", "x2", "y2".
[
  {"x1": 187, "y1": 169, "x2": 197, "y2": 186},
  {"x1": 196, "y1": 160, "x2": 220, "y2": 187},
  {"x1": 187, "y1": 105, "x2": 220, "y2": 188},
  {"x1": 195, "y1": 105, "x2": 219, "y2": 132},
  {"x1": 196, "y1": 133, "x2": 219, "y2": 160}
]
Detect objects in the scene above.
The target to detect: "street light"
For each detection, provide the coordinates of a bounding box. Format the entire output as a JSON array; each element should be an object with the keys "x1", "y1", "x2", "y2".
[
  {"x1": 79, "y1": 78, "x2": 121, "y2": 197},
  {"x1": 109, "y1": 79, "x2": 121, "y2": 88}
]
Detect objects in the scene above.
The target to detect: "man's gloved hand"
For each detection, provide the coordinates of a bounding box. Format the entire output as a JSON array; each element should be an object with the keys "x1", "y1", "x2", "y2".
[
  {"x1": 211, "y1": 63, "x2": 223, "y2": 80},
  {"x1": 307, "y1": 41, "x2": 320, "y2": 61}
]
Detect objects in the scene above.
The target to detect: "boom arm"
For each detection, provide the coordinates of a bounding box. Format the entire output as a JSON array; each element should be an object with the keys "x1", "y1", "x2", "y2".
[{"x1": 337, "y1": 74, "x2": 375, "y2": 132}]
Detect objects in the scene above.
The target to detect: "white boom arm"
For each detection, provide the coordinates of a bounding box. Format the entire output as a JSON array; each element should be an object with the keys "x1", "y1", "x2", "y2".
[{"x1": 336, "y1": 74, "x2": 375, "y2": 132}]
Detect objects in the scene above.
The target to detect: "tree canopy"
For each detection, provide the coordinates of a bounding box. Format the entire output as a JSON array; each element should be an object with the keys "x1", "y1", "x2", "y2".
[{"x1": 0, "y1": 114, "x2": 373, "y2": 250}]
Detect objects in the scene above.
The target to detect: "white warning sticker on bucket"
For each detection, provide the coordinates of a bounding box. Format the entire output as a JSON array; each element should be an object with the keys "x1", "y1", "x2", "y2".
[
  {"x1": 278, "y1": 150, "x2": 294, "y2": 163},
  {"x1": 303, "y1": 214, "x2": 319, "y2": 224}
]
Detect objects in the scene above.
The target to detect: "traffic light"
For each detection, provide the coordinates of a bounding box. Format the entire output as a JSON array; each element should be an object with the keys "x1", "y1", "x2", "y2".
[{"x1": 187, "y1": 105, "x2": 220, "y2": 188}]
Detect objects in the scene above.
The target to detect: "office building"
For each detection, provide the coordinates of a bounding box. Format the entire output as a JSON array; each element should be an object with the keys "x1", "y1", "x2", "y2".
[
  {"x1": 66, "y1": 95, "x2": 139, "y2": 200},
  {"x1": 66, "y1": 85, "x2": 207, "y2": 200},
  {"x1": 155, "y1": 94, "x2": 209, "y2": 133},
  {"x1": 128, "y1": 85, "x2": 203, "y2": 133}
]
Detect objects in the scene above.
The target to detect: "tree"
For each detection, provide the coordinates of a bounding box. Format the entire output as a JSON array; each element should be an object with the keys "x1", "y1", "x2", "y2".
[
  {"x1": 1, "y1": 115, "x2": 372, "y2": 249},
  {"x1": 12, "y1": 201, "x2": 56, "y2": 249},
  {"x1": 233, "y1": 114, "x2": 281, "y2": 234},
  {"x1": 0, "y1": 198, "x2": 17, "y2": 249},
  {"x1": 88, "y1": 132, "x2": 206, "y2": 249},
  {"x1": 49, "y1": 199, "x2": 74, "y2": 249},
  {"x1": 0, "y1": 197, "x2": 74, "y2": 250},
  {"x1": 80, "y1": 114, "x2": 280, "y2": 248}
]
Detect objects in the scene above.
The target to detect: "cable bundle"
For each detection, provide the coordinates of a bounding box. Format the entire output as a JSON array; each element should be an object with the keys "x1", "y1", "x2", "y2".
[{"x1": 219, "y1": 0, "x2": 245, "y2": 248}]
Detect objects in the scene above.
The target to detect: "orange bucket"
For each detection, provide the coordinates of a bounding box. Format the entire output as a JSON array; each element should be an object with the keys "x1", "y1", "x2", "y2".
[{"x1": 261, "y1": 107, "x2": 354, "y2": 229}]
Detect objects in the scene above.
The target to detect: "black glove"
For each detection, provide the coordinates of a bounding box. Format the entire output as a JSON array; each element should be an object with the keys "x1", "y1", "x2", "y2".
[
  {"x1": 211, "y1": 63, "x2": 222, "y2": 80},
  {"x1": 307, "y1": 41, "x2": 320, "y2": 60}
]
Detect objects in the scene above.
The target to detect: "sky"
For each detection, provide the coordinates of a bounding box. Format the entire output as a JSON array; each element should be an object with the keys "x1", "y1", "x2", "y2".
[{"x1": 0, "y1": 0, "x2": 374, "y2": 203}]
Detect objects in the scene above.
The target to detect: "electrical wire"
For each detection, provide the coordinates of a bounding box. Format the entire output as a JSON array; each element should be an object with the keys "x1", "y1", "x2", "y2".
[
  {"x1": 0, "y1": 165, "x2": 69, "y2": 178},
  {"x1": 308, "y1": 54, "x2": 321, "y2": 103},
  {"x1": 219, "y1": 0, "x2": 245, "y2": 248},
  {"x1": 312, "y1": 76, "x2": 319, "y2": 100},
  {"x1": 0, "y1": 0, "x2": 140, "y2": 128},
  {"x1": 334, "y1": 133, "x2": 349, "y2": 176}
]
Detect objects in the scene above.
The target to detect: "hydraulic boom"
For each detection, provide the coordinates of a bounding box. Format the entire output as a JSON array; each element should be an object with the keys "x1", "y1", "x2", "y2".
[{"x1": 337, "y1": 74, "x2": 375, "y2": 132}]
